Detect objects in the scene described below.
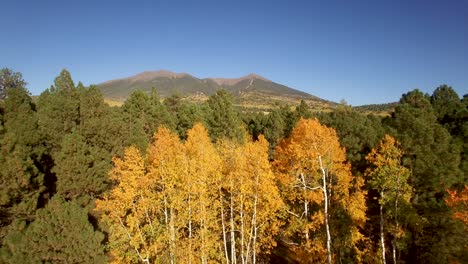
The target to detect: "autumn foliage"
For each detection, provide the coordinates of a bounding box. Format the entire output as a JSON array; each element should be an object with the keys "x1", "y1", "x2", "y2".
[
  {"x1": 446, "y1": 186, "x2": 468, "y2": 227},
  {"x1": 96, "y1": 123, "x2": 283, "y2": 263},
  {"x1": 274, "y1": 118, "x2": 367, "y2": 263},
  {"x1": 3, "y1": 69, "x2": 466, "y2": 263}
]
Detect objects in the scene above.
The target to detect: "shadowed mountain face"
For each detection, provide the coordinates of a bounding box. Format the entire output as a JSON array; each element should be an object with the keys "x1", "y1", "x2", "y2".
[{"x1": 97, "y1": 70, "x2": 335, "y2": 110}]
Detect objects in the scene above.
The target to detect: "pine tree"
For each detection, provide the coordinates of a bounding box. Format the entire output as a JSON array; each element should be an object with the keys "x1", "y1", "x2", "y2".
[
  {"x1": 0, "y1": 87, "x2": 44, "y2": 244},
  {"x1": 205, "y1": 89, "x2": 244, "y2": 142},
  {"x1": 385, "y1": 89, "x2": 466, "y2": 263},
  {"x1": 0, "y1": 197, "x2": 106, "y2": 264},
  {"x1": 37, "y1": 69, "x2": 80, "y2": 154},
  {"x1": 53, "y1": 132, "x2": 110, "y2": 207},
  {"x1": 0, "y1": 68, "x2": 27, "y2": 100}
]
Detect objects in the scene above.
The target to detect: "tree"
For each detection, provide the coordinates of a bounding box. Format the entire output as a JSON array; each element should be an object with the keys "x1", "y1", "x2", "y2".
[
  {"x1": 0, "y1": 68, "x2": 27, "y2": 100},
  {"x1": 0, "y1": 87, "x2": 44, "y2": 244},
  {"x1": 205, "y1": 89, "x2": 244, "y2": 142},
  {"x1": 295, "y1": 100, "x2": 312, "y2": 119},
  {"x1": 366, "y1": 135, "x2": 411, "y2": 264},
  {"x1": 0, "y1": 197, "x2": 106, "y2": 264},
  {"x1": 385, "y1": 89, "x2": 465, "y2": 263},
  {"x1": 53, "y1": 132, "x2": 110, "y2": 207},
  {"x1": 37, "y1": 69, "x2": 80, "y2": 154},
  {"x1": 316, "y1": 107, "x2": 385, "y2": 175},
  {"x1": 185, "y1": 123, "x2": 223, "y2": 263},
  {"x1": 96, "y1": 127, "x2": 188, "y2": 263},
  {"x1": 96, "y1": 145, "x2": 154, "y2": 263},
  {"x1": 430, "y1": 85, "x2": 463, "y2": 124},
  {"x1": 274, "y1": 118, "x2": 367, "y2": 263},
  {"x1": 122, "y1": 89, "x2": 174, "y2": 141},
  {"x1": 218, "y1": 135, "x2": 283, "y2": 264}
]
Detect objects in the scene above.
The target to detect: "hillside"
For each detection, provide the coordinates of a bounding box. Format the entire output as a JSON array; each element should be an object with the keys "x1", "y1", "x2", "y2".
[{"x1": 97, "y1": 70, "x2": 335, "y2": 110}]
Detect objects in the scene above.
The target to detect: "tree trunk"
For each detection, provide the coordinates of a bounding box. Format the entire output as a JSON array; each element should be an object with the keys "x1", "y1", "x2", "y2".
[
  {"x1": 231, "y1": 192, "x2": 237, "y2": 264},
  {"x1": 380, "y1": 191, "x2": 386, "y2": 264},
  {"x1": 188, "y1": 194, "x2": 193, "y2": 264},
  {"x1": 301, "y1": 173, "x2": 309, "y2": 240},
  {"x1": 392, "y1": 178, "x2": 400, "y2": 264},
  {"x1": 220, "y1": 188, "x2": 229, "y2": 264},
  {"x1": 319, "y1": 156, "x2": 332, "y2": 264}
]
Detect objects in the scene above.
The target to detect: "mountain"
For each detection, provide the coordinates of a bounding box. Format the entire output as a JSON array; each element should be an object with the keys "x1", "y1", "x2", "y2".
[{"x1": 97, "y1": 70, "x2": 334, "y2": 110}]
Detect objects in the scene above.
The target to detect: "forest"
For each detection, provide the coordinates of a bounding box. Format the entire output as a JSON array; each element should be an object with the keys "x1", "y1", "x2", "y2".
[{"x1": 0, "y1": 68, "x2": 466, "y2": 264}]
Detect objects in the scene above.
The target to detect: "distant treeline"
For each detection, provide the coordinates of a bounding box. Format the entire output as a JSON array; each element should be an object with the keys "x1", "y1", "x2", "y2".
[
  {"x1": 354, "y1": 102, "x2": 400, "y2": 113},
  {"x1": 0, "y1": 68, "x2": 466, "y2": 263}
]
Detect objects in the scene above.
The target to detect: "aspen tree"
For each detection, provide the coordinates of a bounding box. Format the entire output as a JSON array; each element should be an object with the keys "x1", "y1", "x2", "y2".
[
  {"x1": 275, "y1": 118, "x2": 366, "y2": 264},
  {"x1": 185, "y1": 123, "x2": 223, "y2": 263},
  {"x1": 366, "y1": 135, "x2": 411, "y2": 264}
]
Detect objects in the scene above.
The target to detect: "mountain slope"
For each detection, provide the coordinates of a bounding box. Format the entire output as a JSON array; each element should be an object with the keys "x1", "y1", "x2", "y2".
[{"x1": 97, "y1": 70, "x2": 334, "y2": 110}]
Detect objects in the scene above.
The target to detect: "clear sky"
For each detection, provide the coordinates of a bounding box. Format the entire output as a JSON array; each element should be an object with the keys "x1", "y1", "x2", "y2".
[{"x1": 2, "y1": 0, "x2": 467, "y2": 105}]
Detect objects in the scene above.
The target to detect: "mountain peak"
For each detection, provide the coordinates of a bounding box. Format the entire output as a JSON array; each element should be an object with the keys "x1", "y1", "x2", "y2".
[
  {"x1": 207, "y1": 73, "x2": 270, "y2": 86},
  {"x1": 101, "y1": 70, "x2": 190, "y2": 86},
  {"x1": 131, "y1": 70, "x2": 189, "y2": 82}
]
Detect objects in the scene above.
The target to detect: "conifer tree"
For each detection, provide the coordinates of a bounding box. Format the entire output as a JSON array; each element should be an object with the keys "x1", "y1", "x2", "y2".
[
  {"x1": 0, "y1": 68, "x2": 27, "y2": 99},
  {"x1": 385, "y1": 89, "x2": 465, "y2": 263},
  {"x1": 205, "y1": 89, "x2": 244, "y2": 142},
  {"x1": 0, "y1": 197, "x2": 106, "y2": 264},
  {"x1": 37, "y1": 69, "x2": 80, "y2": 154},
  {"x1": 53, "y1": 132, "x2": 110, "y2": 207},
  {"x1": 0, "y1": 87, "x2": 44, "y2": 244}
]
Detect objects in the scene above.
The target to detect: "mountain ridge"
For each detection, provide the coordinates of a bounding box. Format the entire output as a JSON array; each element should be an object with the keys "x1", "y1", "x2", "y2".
[{"x1": 97, "y1": 70, "x2": 335, "y2": 110}]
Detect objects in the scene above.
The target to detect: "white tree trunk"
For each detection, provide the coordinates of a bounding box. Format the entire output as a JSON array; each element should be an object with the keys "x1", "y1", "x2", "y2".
[
  {"x1": 300, "y1": 173, "x2": 310, "y2": 240},
  {"x1": 220, "y1": 188, "x2": 229, "y2": 264},
  {"x1": 188, "y1": 194, "x2": 193, "y2": 264},
  {"x1": 319, "y1": 156, "x2": 332, "y2": 264},
  {"x1": 230, "y1": 192, "x2": 237, "y2": 264},
  {"x1": 380, "y1": 191, "x2": 386, "y2": 264}
]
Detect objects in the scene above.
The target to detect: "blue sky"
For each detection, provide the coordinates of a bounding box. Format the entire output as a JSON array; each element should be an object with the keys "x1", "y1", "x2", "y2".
[{"x1": 2, "y1": 0, "x2": 467, "y2": 105}]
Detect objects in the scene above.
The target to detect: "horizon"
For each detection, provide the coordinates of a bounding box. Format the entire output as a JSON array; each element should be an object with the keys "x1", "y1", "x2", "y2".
[{"x1": 2, "y1": 0, "x2": 467, "y2": 105}]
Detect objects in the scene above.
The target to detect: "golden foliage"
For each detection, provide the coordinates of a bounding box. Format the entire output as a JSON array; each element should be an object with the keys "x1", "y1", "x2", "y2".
[
  {"x1": 274, "y1": 118, "x2": 367, "y2": 261},
  {"x1": 446, "y1": 185, "x2": 468, "y2": 227}
]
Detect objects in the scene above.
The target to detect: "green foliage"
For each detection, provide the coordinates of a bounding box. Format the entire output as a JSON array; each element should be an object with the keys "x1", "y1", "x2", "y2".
[
  {"x1": 163, "y1": 93, "x2": 206, "y2": 139},
  {"x1": 0, "y1": 197, "x2": 106, "y2": 264},
  {"x1": 431, "y1": 84, "x2": 463, "y2": 122},
  {"x1": 431, "y1": 85, "x2": 468, "y2": 180},
  {"x1": 37, "y1": 69, "x2": 81, "y2": 154},
  {"x1": 122, "y1": 89, "x2": 175, "y2": 140},
  {"x1": 316, "y1": 107, "x2": 385, "y2": 175},
  {"x1": 78, "y1": 85, "x2": 136, "y2": 157},
  {"x1": 0, "y1": 88, "x2": 44, "y2": 243},
  {"x1": 53, "y1": 132, "x2": 110, "y2": 207},
  {"x1": 2, "y1": 68, "x2": 467, "y2": 264},
  {"x1": 385, "y1": 89, "x2": 466, "y2": 263},
  {"x1": 0, "y1": 68, "x2": 27, "y2": 100},
  {"x1": 205, "y1": 89, "x2": 244, "y2": 142}
]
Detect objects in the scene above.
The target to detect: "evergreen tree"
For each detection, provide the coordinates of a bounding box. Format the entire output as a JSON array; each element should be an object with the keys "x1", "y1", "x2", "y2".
[
  {"x1": 385, "y1": 89, "x2": 466, "y2": 263},
  {"x1": 0, "y1": 68, "x2": 27, "y2": 99},
  {"x1": 431, "y1": 85, "x2": 463, "y2": 124},
  {"x1": 53, "y1": 132, "x2": 110, "y2": 207},
  {"x1": 0, "y1": 87, "x2": 44, "y2": 244},
  {"x1": 205, "y1": 90, "x2": 244, "y2": 142},
  {"x1": 0, "y1": 197, "x2": 106, "y2": 264},
  {"x1": 37, "y1": 69, "x2": 80, "y2": 154},
  {"x1": 316, "y1": 107, "x2": 385, "y2": 175},
  {"x1": 431, "y1": 86, "x2": 468, "y2": 180}
]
